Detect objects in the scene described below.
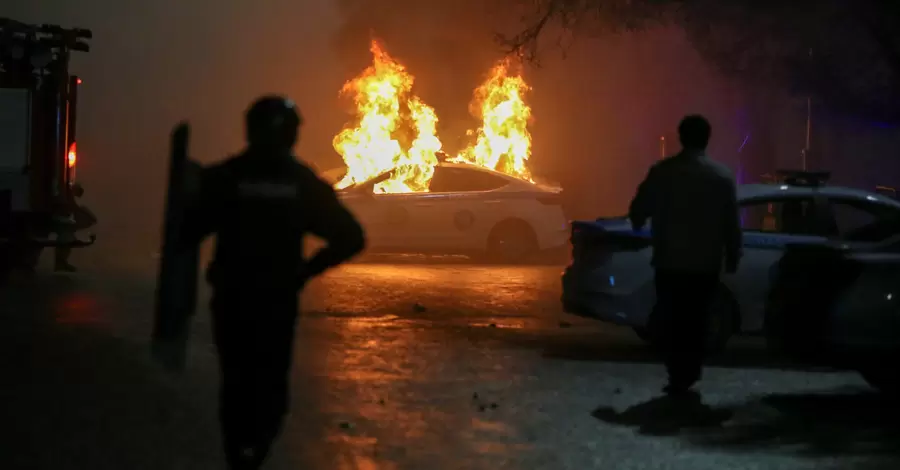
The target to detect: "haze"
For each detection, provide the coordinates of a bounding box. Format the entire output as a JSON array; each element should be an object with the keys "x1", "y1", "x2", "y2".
[{"x1": 12, "y1": 1, "x2": 846, "y2": 266}]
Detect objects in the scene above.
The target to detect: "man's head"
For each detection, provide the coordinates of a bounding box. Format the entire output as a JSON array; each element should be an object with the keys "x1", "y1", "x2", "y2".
[
  {"x1": 677, "y1": 114, "x2": 711, "y2": 151},
  {"x1": 245, "y1": 95, "x2": 303, "y2": 152}
]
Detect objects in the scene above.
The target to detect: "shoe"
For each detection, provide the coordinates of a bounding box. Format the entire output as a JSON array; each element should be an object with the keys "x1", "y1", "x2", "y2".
[{"x1": 663, "y1": 382, "x2": 696, "y2": 396}]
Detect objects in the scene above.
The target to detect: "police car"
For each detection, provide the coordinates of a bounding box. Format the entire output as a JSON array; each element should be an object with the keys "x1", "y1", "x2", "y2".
[
  {"x1": 561, "y1": 171, "x2": 900, "y2": 350},
  {"x1": 765, "y1": 211, "x2": 900, "y2": 394},
  {"x1": 333, "y1": 162, "x2": 568, "y2": 262}
]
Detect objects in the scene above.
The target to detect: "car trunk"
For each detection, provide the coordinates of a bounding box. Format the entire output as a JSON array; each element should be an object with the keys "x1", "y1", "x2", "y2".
[{"x1": 569, "y1": 217, "x2": 652, "y2": 268}]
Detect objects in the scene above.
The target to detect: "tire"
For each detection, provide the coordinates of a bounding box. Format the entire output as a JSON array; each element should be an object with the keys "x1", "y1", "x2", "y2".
[
  {"x1": 486, "y1": 220, "x2": 538, "y2": 264},
  {"x1": 639, "y1": 286, "x2": 738, "y2": 353},
  {"x1": 859, "y1": 367, "x2": 900, "y2": 395}
]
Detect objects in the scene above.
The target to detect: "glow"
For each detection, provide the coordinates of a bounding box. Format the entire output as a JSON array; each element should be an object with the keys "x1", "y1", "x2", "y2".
[
  {"x1": 867, "y1": 195, "x2": 877, "y2": 201},
  {"x1": 67, "y1": 142, "x2": 76, "y2": 168},
  {"x1": 76, "y1": 78, "x2": 82, "y2": 85},
  {"x1": 887, "y1": 293, "x2": 893, "y2": 300},
  {"x1": 779, "y1": 185, "x2": 789, "y2": 190},
  {"x1": 609, "y1": 275, "x2": 615, "y2": 287}
]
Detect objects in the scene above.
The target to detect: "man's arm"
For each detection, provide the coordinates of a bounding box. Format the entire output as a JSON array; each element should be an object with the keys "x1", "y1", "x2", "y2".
[
  {"x1": 628, "y1": 164, "x2": 658, "y2": 231},
  {"x1": 303, "y1": 176, "x2": 366, "y2": 279},
  {"x1": 723, "y1": 176, "x2": 743, "y2": 272}
]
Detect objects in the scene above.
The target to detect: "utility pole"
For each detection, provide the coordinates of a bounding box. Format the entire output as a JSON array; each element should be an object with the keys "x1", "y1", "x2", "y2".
[{"x1": 802, "y1": 47, "x2": 813, "y2": 170}]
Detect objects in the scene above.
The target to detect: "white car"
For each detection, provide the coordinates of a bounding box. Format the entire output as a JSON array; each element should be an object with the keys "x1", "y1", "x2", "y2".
[
  {"x1": 561, "y1": 174, "x2": 900, "y2": 349},
  {"x1": 335, "y1": 162, "x2": 569, "y2": 262}
]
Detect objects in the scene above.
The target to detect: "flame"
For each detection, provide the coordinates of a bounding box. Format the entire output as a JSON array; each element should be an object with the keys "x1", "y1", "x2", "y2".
[
  {"x1": 333, "y1": 40, "x2": 442, "y2": 193},
  {"x1": 333, "y1": 44, "x2": 534, "y2": 194},
  {"x1": 452, "y1": 60, "x2": 532, "y2": 181}
]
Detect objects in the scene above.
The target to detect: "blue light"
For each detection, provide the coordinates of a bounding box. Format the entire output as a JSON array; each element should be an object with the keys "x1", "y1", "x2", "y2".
[{"x1": 609, "y1": 275, "x2": 615, "y2": 287}]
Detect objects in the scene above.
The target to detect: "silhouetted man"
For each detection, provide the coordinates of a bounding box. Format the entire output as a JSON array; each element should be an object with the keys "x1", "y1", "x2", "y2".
[
  {"x1": 55, "y1": 182, "x2": 97, "y2": 272},
  {"x1": 628, "y1": 115, "x2": 742, "y2": 395},
  {"x1": 181, "y1": 96, "x2": 365, "y2": 469}
]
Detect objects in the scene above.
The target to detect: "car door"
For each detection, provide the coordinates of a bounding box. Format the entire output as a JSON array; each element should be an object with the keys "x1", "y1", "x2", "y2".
[
  {"x1": 728, "y1": 195, "x2": 831, "y2": 331},
  {"x1": 423, "y1": 166, "x2": 512, "y2": 250},
  {"x1": 338, "y1": 170, "x2": 418, "y2": 250}
]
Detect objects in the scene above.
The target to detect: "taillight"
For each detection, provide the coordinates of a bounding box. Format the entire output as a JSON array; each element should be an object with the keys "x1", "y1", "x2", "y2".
[{"x1": 67, "y1": 142, "x2": 77, "y2": 168}]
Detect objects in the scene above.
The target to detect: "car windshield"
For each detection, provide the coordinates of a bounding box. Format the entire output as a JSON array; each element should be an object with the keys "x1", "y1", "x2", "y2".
[{"x1": 340, "y1": 169, "x2": 394, "y2": 191}]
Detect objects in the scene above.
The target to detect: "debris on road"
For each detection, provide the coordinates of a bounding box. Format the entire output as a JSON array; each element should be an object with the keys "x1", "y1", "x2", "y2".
[{"x1": 412, "y1": 303, "x2": 427, "y2": 313}]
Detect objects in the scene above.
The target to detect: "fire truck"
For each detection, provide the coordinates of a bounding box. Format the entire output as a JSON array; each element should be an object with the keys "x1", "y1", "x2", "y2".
[{"x1": 0, "y1": 18, "x2": 95, "y2": 281}]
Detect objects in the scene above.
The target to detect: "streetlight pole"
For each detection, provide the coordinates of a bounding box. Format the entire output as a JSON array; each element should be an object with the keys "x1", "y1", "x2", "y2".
[{"x1": 802, "y1": 47, "x2": 813, "y2": 170}]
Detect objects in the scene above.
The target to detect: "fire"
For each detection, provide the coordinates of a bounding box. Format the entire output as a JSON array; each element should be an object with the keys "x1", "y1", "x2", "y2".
[
  {"x1": 452, "y1": 60, "x2": 532, "y2": 181},
  {"x1": 333, "y1": 43, "x2": 534, "y2": 193},
  {"x1": 333, "y1": 41, "x2": 442, "y2": 193}
]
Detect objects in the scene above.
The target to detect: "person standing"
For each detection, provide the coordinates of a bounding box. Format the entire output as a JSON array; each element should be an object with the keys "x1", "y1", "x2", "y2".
[
  {"x1": 55, "y1": 182, "x2": 97, "y2": 272},
  {"x1": 628, "y1": 114, "x2": 742, "y2": 394},
  {"x1": 179, "y1": 96, "x2": 366, "y2": 469}
]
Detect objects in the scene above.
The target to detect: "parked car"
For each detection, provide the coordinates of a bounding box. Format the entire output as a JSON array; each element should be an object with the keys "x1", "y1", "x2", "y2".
[
  {"x1": 336, "y1": 162, "x2": 568, "y2": 262},
  {"x1": 765, "y1": 215, "x2": 900, "y2": 394},
  {"x1": 561, "y1": 171, "x2": 900, "y2": 350}
]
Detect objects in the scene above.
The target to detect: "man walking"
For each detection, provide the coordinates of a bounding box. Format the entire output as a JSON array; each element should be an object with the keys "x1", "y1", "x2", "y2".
[
  {"x1": 179, "y1": 96, "x2": 366, "y2": 468},
  {"x1": 628, "y1": 114, "x2": 742, "y2": 394}
]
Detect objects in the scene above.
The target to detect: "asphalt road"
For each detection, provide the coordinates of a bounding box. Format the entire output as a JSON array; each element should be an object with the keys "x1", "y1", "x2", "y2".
[{"x1": 2, "y1": 255, "x2": 898, "y2": 470}]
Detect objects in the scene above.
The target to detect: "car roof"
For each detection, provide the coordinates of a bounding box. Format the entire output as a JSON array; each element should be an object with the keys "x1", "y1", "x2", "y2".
[
  {"x1": 435, "y1": 161, "x2": 519, "y2": 179},
  {"x1": 738, "y1": 183, "x2": 900, "y2": 207}
]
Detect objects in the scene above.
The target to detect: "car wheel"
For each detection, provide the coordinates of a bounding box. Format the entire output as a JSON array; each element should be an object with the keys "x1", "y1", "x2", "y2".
[
  {"x1": 859, "y1": 367, "x2": 900, "y2": 395},
  {"x1": 640, "y1": 287, "x2": 738, "y2": 353},
  {"x1": 486, "y1": 220, "x2": 538, "y2": 264}
]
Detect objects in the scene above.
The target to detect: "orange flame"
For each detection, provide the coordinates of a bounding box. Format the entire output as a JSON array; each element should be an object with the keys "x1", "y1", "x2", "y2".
[
  {"x1": 452, "y1": 60, "x2": 532, "y2": 181},
  {"x1": 333, "y1": 40, "x2": 442, "y2": 193},
  {"x1": 333, "y1": 44, "x2": 533, "y2": 193}
]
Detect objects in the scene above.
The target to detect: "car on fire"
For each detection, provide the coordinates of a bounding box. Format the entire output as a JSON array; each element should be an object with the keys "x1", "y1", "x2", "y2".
[
  {"x1": 561, "y1": 170, "x2": 900, "y2": 350},
  {"x1": 332, "y1": 161, "x2": 568, "y2": 262},
  {"x1": 765, "y1": 214, "x2": 900, "y2": 395}
]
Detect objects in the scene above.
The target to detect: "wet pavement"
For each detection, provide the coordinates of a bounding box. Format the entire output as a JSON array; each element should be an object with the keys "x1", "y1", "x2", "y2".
[{"x1": 2, "y1": 257, "x2": 899, "y2": 470}]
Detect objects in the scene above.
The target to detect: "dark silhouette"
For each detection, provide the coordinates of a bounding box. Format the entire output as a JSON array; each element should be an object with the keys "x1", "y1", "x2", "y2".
[
  {"x1": 628, "y1": 114, "x2": 742, "y2": 395},
  {"x1": 54, "y1": 182, "x2": 97, "y2": 272},
  {"x1": 592, "y1": 391, "x2": 732, "y2": 436},
  {"x1": 180, "y1": 96, "x2": 366, "y2": 469}
]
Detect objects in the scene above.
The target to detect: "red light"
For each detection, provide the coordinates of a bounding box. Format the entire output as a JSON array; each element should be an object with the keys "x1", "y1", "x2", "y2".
[
  {"x1": 67, "y1": 142, "x2": 77, "y2": 168},
  {"x1": 76, "y1": 78, "x2": 82, "y2": 85}
]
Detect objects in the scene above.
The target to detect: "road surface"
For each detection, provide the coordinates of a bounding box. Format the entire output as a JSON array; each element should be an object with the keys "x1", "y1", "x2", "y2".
[{"x1": 1, "y1": 256, "x2": 898, "y2": 470}]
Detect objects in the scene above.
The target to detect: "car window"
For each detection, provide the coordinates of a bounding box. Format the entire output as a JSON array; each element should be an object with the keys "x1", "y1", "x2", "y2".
[
  {"x1": 739, "y1": 198, "x2": 826, "y2": 235},
  {"x1": 429, "y1": 167, "x2": 510, "y2": 193},
  {"x1": 830, "y1": 200, "x2": 884, "y2": 235},
  {"x1": 832, "y1": 198, "x2": 900, "y2": 242}
]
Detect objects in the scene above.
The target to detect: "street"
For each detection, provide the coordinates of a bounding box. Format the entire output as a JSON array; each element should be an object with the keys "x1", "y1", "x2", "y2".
[{"x1": 1, "y1": 257, "x2": 898, "y2": 470}]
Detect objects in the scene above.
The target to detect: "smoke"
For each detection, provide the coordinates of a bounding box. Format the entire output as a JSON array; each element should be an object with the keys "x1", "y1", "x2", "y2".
[
  {"x1": 7, "y1": 0, "x2": 754, "y2": 271},
  {"x1": 330, "y1": 0, "x2": 518, "y2": 150}
]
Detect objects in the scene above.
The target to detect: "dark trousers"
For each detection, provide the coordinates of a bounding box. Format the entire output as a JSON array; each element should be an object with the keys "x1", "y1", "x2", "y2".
[
  {"x1": 211, "y1": 288, "x2": 299, "y2": 469},
  {"x1": 654, "y1": 268, "x2": 719, "y2": 387}
]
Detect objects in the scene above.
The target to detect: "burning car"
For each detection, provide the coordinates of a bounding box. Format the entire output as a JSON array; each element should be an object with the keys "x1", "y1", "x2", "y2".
[
  {"x1": 336, "y1": 161, "x2": 568, "y2": 262},
  {"x1": 561, "y1": 171, "x2": 900, "y2": 351},
  {"x1": 318, "y1": 40, "x2": 557, "y2": 262}
]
